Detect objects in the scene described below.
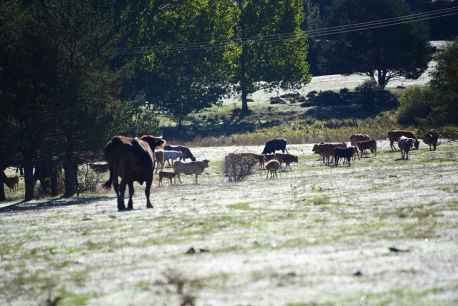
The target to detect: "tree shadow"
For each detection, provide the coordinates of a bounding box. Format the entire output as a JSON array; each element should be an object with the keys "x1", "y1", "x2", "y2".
[{"x1": 0, "y1": 195, "x2": 115, "y2": 214}]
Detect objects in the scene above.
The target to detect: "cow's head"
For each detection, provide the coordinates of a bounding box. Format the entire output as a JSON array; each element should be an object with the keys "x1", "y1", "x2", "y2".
[{"x1": 140, "y1": 135, "x2": 166, "y2": 151}]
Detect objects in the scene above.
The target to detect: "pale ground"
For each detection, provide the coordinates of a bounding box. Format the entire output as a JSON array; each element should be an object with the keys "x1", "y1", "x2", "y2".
[{"x1": 1, "y1": 140, "x2": 457, "y2": 306}]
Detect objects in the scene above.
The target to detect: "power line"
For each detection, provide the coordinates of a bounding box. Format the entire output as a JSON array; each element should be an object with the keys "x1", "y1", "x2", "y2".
[{"x1": 117, "y1": 6, "x2": 458, "y2": 55}]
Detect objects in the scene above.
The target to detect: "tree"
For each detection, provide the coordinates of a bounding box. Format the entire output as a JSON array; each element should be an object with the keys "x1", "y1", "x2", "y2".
[
  {"x1": 137, "y1": 0, "x2": 237, "y2": 126},
  {"x1": 429, "y1": 40, "x2": 458, "y2": 125},
  {"x1": 35, "y1": 0, "x2": 120, "y2": 197},
  {"x1": 0, "y1": 1, "x2": 59, "y2": 201},
  {"x1": 326, "y1": 0, "x2": 433, "y2": 88},
  {"x1": 235, "y1": 0, "x2": 310, "y2": 114}
]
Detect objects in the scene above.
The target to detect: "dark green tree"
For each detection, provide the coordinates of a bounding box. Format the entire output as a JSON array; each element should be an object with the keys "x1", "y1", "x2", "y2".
[
  {"x1": 235, "y1": 0, "x2": 310, "y2": 113},
  {"x1": 137, "y1": 0, "x2": 237, "y2": 126},
  {"x1": 430, "y1": 40, "x2": 458, "y2": 125},
  {"x1": 326, "y1": 0, "x2": 433, "y2": 88}
]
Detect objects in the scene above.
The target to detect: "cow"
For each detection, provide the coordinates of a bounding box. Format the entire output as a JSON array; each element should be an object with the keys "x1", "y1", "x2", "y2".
[
  {"x1": 173, "y1": 160, "x2": 210, "y2": 184},
  {"x1": 274, "y1": 153, "x2": 298, "y2": 168},
  {"x1": 164, "y1": 145, "x2": 196, "y2": 161},
  {"x1": 356, "y1": 139, "x2": 377, "y2": 157},
  {"x1": 398, "y1": 136, "x2": 415, "y2": 160},
  {"x1": 388, "y1": 130, "x2": 419, "y2": 151},
  {"x1": 350, "y1": 134, "x2": 371, "y2": 147},
  {"x1": 262, "y1": 138, "x2": 288, "y2": 155},
  {"x1": 334, "y1": 147, "x2": 356, "y2": 166},
  {"x1": 265, "y1": 160, "x2": 281, "y2": 179},
  {"x1": 103, "y1": 135, "x2": 165, "y2": 211},
  {"x1": 423, "y1": 130, "x2": 439, "y2": 151},
  {"x1": 312, "y1": 143, "x2": 347, "y2": 165}
]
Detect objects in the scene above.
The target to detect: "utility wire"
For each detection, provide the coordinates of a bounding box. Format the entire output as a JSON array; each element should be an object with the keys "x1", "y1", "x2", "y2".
[{"x1": 117, "y1": 6, "x2": 458, "y2": 55}]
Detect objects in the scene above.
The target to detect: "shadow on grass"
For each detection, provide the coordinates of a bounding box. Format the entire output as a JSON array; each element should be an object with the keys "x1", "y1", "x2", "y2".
[{"x1": 0, "y1": 195, "x2": 115, "y2": 214}]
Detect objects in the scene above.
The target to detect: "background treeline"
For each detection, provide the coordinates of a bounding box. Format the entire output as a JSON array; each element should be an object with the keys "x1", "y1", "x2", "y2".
[{"x1": 0, "y1": 0, "x2": 457, "y2": 201}]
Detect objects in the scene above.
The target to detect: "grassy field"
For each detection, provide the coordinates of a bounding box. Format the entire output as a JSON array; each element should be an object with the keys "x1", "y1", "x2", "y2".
[{"x1": 1, "y1": 140, "x2": 458, "y2": 306}]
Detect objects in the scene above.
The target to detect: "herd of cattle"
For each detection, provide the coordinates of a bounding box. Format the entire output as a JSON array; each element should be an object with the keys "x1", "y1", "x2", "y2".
[{"x1": 1, "y1": 129, "x2": 440, "y2": 211}]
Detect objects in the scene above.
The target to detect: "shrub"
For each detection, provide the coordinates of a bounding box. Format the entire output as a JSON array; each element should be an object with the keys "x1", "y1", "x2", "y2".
[
  {"x1": 310, "y1": 90, "x2": 343, "y2": 106},
  {"x1": 398, "y1": 86, "x2": 433, "y2": 125}
]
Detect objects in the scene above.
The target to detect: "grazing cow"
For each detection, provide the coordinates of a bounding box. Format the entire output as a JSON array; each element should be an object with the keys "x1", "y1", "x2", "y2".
[
  {"x1": 312, "y1": 143, "x2": 347, "y2": 165},
  {"x1": 265, "y1": 159, "x2": 281, "y2": 179},
  {"x1": 398, "y1": 136, "x2": 415, "y2": 160},
  {"x1": 3, "y1": 175, "x2": 19, "y2": 191},
  {"x1": 423, "y1": 130, "x2": 439, "y2": 151},
  {"x1": 174, "y1": 160, "x2": 210, "y2": 184},
  {"x1": 239, "y1": 153, "x2": 265, "y2": 168},
  {"x1": 388, "y1": 130, "x2": 419, "y2": 151},
  {"x1": 164, "y1": 145, "x2": 196, "y2": 161},
  {"x1": 262, "y1": 138, "x2": 288, "y2": 154},
  {"x1": 334, "y1": 147, "x2": 356, "y2": 166},
  {"x1": 158, "y1": 170, "x2": 176, "y2": 186},
  {"x1": 163, "y1": 150, "x2": 183, "y2": 167},
  {"x1": 350, "y1": 134, "x2": 371, "y2": 147},
  {"x1": 274, "y1": 153, "x2": 298, "y2": 168},
  {"x1": 356, "y1": 139, "x2": 377, "y2": 157},
  {"x1": 103, "y1": 135, "x2": 165, "y2": 211}
]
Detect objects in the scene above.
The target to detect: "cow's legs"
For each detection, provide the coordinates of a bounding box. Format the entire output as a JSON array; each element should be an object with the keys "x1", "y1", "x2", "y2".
[
  {"x1": 127, "y1": 181, "x2": 134, "y2": 210},
  {"x1": 145, "y1": 179, "x2": 153, "y2": 208},
  {"x1": 118, "y1": 178, "x2": 127, "y2": 211}
]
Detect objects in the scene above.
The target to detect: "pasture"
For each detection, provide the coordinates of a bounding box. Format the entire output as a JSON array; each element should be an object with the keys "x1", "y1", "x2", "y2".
[{"x1": 1, "y1": 141, "x2": 458, "y2": 306}]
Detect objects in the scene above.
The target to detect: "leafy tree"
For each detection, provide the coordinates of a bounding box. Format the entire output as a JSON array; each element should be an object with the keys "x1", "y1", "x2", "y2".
[
  {"x1": 326, "y1": 0, "x2": 433, "y2": 88},
  {"x1": 235, "y1": 0, "x2": 310, "y2": 113},
  {"x1": 34, "y1": 0, "x2": 120, "y2": 197},
  {"x1": 429, "y1": 40, "x2": 458, "y2": 125},
  {"x1": 0, "y1": 1, "x2": 59, "y2": 200},
  {"x1": 137, "y1": 0, "x2": 237, "y2": 126}
]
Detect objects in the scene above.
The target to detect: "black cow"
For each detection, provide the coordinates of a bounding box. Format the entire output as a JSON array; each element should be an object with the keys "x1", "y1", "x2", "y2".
[
  {"x1": 334, "y1": 147, "x2": 356, "y2": 166},
  {"x1": 164, "y1": 145, "x2": 196, "y2": 161},
  {"x1": 262, "y1": 138, "x2": 288, "y2": 155}
]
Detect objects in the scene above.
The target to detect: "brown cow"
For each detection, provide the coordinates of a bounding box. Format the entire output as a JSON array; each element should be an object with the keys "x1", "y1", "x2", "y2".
[
  {"x1": 350, "y1": 134, "x2": 371, "y2": 147},
  {"x1": 312, "y1": 143, "x2": 347, "y2": 165},
  {"x1": 103, "y1": 135, "x2": 165, "y2": 211},
  {"x1": 388, "y1": 130, "x2": 419, "y2": 151}
]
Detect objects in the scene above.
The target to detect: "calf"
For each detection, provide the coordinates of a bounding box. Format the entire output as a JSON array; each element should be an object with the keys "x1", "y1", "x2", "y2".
[
  {"x1": 265, "y1": 159, "x2": 281, "y2": 179},
  {"x1": 334, "y1": 147, "x2": 357, "y2": 166},
  {"x1": 174, "y1": 160, "x2": 210, "y2": 184},
  {"x1": 158, "y1": 170, "x2": 176, "y2": 186},
  {"x1": 398, "y1": 136, "x2": 415, "y2": 160},
  {"x1": 388, "y1": 130, "x2": 419, "y2": 151},
  {"x1": 274, "y1": 153, "x2": 298, "y2": 168}
]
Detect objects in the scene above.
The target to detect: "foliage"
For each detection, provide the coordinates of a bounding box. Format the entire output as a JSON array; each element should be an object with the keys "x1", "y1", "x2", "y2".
[
  {"x1": 429, "y1": 40, "x2": 458, "y2": 125},
  {"x1": 136, "y1": 0, "x2": 236, "y2": 125},
  {"x1": 323, "y1": 0, "x2": 433, "y2": 88},
  {"x1": 398, "y1": 86, "x2": 433, "y2": 125},
  {"x1": 235, "y1": 0, "x2": 311, "y2": 113}
]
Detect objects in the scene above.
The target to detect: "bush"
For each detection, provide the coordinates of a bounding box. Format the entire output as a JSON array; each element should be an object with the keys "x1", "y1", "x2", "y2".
[
  {"x1": 398, "y1": 86, "x2": 433, "y2": 125},
  {"x1": 354, "y1": 80, "x2": 398, "y2": 109},
  {"x1": 310, "y1": 90, "x2": 343, "y2": 106}
]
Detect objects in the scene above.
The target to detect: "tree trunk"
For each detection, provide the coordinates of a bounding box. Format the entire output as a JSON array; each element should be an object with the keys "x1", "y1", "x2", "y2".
[
  {"x1": 0, "y1": 169, "x2": 6, "y2": 202},
  {"x1": 241, "y1": 84, "x2": 249, "y2": 114},
  {"x1": 64, "y1": 153, "x2": 78, "y2": 198},
  {"x1": 23, "y1": 157, "x2": 35, "y2": 201},
  {"x1": 50, "y1": 159, "x2": 59, "y2": 196}
]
